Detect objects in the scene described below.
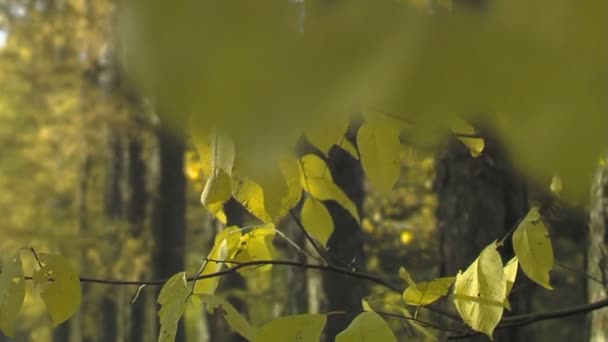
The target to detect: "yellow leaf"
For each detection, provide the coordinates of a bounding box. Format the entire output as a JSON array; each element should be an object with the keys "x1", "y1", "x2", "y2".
[
  {"x1": 550, "y1": 175, "x2": 563, "y2": 197},
  {"x1": 504, "y1": 257, "x2": 518, "y2": 297},
  {"x1": 194, "y1": 227, "x2": 242, "y2": 295},
  {"x1": 192, "y1": 136, "x2": 212, "y2": 179},
  {"x1": 336, "y1": 311, "x2": 396, "y2": 342},
  {"x1": 231, "y1": 176, "x2": 272, "y2": 223},
  {"x1": 200, "y1": 294, "x2": 255, "y2": 340},
  {"x1": 299, "y1": 154, "x2": 333, "y2": 182},
  {"x1": 512, "y1": 207, "x2": 553, "y2": 289},
  {"x1": 402, "y1": 277, "x2": 455, "y2": 306},
  {"x1": 253, "y1": 314, "x2": 326, "y2": 342},
  {"x1": 301, "y1": 196, "x2": 334, "y2": 247},
  {"x1": 211, "y1": 132, "x2": 236, "y2": 175},
  {"x1": 33, "y1": 254, "x2": 81, "y2": 327},
  {"x1": 357, "y1": 117, "x2": 401, "y2": 193},
  {"x1": 338, "y1": 139, "x2": 360, "y2": 160},
  {"x1": 0, "y1": 254, "x2": 25, "y2": 338},
  {"x1": 450, "y1": 118, "x2": 485, "y2": 158},
  {"x1": 503, "y1": 257, "x2": 518, "y2": 311},
  {"x1": 305, "y1": 114, "x2": 350, "y2": 155},
  {"x1": 200, "y1": 169, "x2": 231, "y2": 224},
  {"x1": 233, "y1": 226, "x2": 276, "y2": 274},
  {"x1": 256, "y1": 158, "x2": 302, "y2": 221},
  {"x1": 299, "y1": 154, "x2": 359, "y2": 222},
  {"x1": 398, "y1": 267, "x2": 417, "y2": 288},
  {"x1": 453, "y1": 242, "x2": 506, "y2": 338},
  {"x1": 158, "y1": 272, "x2": 189, "y2": 342}
]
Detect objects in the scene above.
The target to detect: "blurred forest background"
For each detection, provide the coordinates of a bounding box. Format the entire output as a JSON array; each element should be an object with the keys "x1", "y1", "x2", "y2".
[{"x1": 0, "y1": 0, "x2": 604, "y2": 341}]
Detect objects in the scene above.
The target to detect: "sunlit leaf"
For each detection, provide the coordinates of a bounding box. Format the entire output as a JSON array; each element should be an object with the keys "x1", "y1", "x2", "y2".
[
  {"x1": 512, "y1": 207, "x2": 553, "y2": 289},
  {"x1": 450, "y1": 118, "x2": 484, "y2": 157},
  {"x1": 231, "y1": 176, "x2": 272, "y2": 222},
  {"x1": 194, "y1": 227, "x2": 242, "y2": 295},
  {"x1": 33, "y1": 254, "x2": 81, "y2": 327},
  {"x1": 398, "y1": 267, "x2": 416, "y2": 288},
  {"x1": 200, "y1": 169, "x2": 231, "y2": 224},
  {"x1": 336, "y1": 311, "x2": 396, "y2": 342},
  {"x1": 200, "y1": 294, "x2": 255, "y2": 340},
  {"x1": 504, "y1": 257, "x2": 518, "y2": 297},
  {"x1": 503, "y1": 257, "x2": 518, "y2": 311},
  {"x1": 158, "y1": 272, "x2": 189, "y2": 342},
  {"x1": 301, "y1": 196, "x2": 334, "y2": 247},
  {"x1": 233, "y1": 226, "x2": 276, "y2": 273},
  {"x1": 402, "y1": 277, "x2": 455, "y2": 306},
  {"x1": 299, "y1": 154, "x2": 333, "y2": 182},
  {"x1": 453, "y1": 242, "x2": 506, "y2": 338},
  {"x1": 253, "y1": 314, "x2": 326, "y2": 342},
  {"x1": 0, "y1": 254, "x2": 25, "y2": 337},
  {"x1": 357, "y1": 116, "x2": 401, "y2": 193}
]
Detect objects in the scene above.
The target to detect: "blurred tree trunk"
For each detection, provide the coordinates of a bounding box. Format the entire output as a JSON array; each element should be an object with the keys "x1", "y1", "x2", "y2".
[
  {"x1": 280, "y1": 213, "x2": 309, "y2": 315},
  {"x1": 208, "y1": 199, "x2": 248, "y2": 342},
  {"x1": 322, "y1": 134, "x2": 367, "y2": 341},
  {"x1": 151, "y1": 126, "x2": 187, "y2": 342},
  {"x1": 99, "y1": 129, "x2": 124, "y2": 342},
  {"x1": 435, "y1": 128, "x2": 529, "y2": 341},
  {"x1": 588, "y1": 162, "x2": 608, "y2": 342},
  {"x1": 126, "y1": 122, "x2": 148, "y2": 342}
]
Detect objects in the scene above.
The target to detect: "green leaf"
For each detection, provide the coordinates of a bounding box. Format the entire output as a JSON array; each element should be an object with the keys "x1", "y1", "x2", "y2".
[
  {"x1": 158, "y1": 272, "x2": 189, "y2": 342},
  {"x1": 453, "y1": 242, "x2": 506, "y2": 338},
  {"x1": 200, "y1": 294, "x2": 255, "y2": 340},
  {"x1": 299, "y1": 154, "x2": 333, "y2": 182},
  {"x1": 336, "y1": 311, "x2": 396, "y2": 342},
  {"x1": 398, "y1": 267, "x2": 416, "y2": 287},
  {"x1": 253, "y1": 314, "x2": 326, "y2": 342},
  {"x1": 33, "y1": 254, "x2": 81, "y2": 327},
  {"x1": 0, "y1": 253, "x2": 25, "y2": 337},
  {"x1": 301, "y1": 196, "x2": 334, "y2": 247},
  {"x1": 512, "y1": 207, "x2": 553, "y2": 289},
  {"x1": 193, "y1": 227, "x2": 242, "y2": 295},
  {"x1": 402, "y1": 277, "x2": 455, "y2": 306},
  {"x1": 357, "y1": 117, "x2": 401, "y2": 193}
]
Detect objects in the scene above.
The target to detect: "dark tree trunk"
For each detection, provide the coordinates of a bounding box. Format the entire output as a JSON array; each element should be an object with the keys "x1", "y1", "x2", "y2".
[
  {"x1": 127, "y1": 132, "x2": 148, "y2": 342},
  {"x1": 588, "y1": 163, "x2": 608, "y2": 341},
  {"x1": 100, "y1": 129, "x2": 124, "y2": 342},
  {"x1": 435, "y1": 128, "x2": 528, "y2": 341},
  {"x1": 208, "y1": 199, "x2": 248, "y2": 342},
  {"x1": 152, "y1": 126, "x2": 187, "y2": 342},
  {"x1": 322, "y1": 136, "x2": 367, "y2": 340}
]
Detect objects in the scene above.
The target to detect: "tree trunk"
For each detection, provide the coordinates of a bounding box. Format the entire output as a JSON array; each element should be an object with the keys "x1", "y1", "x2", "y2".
[
  {"x1": 152, "y1": 126, "x2": 187, "y2": 342},
  {"x1": 208, "y1": 199, "x2": 248, "y2": 342},
  {"x1": 588, "y1": 162, "x2": 608, "y2": 342},
  {"x1": 100, "y1": 129, "x2": 124, "y2": 342},
  {"x1": 127, "y1": 129, "x2": 148, "y2": 342},
  {"x1": 322, "y1": 138, "x2": 367, "y2": 340},
  {"x1": 435, "y1": 129, "x2": 528, "y2": 341}
]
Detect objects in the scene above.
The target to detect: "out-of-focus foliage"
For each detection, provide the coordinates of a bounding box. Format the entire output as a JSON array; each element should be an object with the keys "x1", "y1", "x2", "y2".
[
  {"x1": 336, "y1": 311, "x2": 396, "y2": 342},
  {"x1": 0, "y1": 253, "x2": 25, "y2": 337},
  {"x1": 121, "y1": 0, "x2": 607, "y2": 199}
]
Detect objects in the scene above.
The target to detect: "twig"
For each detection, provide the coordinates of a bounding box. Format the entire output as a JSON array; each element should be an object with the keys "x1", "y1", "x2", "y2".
[{"x1": 289, "y1": 209, "x2": 329, "y2": 265}]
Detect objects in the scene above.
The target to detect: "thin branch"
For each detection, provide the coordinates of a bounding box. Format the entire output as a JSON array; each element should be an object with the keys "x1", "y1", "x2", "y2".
[
  {"x1": 289, "y1": 209, "x2": 329, "y2": 265},
  {"x1": 555, "y1": 261, "x2": 605, "y2": 286},
  {"x1": 448, "y1": 298, "x2": 608, "y2": 340}
]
